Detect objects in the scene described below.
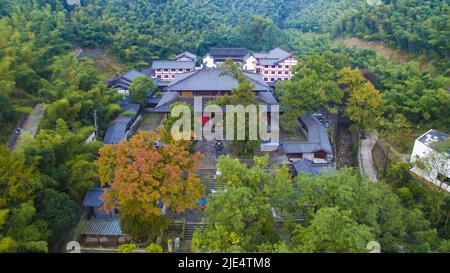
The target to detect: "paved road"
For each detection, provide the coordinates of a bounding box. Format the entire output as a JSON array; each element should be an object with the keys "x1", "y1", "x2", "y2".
[
  {"x1": 360, "y1": 131, "x2": 378, "y2": 182},
  {"x1": 11, "y1": 105, "x2": 46, "y2": 150}
]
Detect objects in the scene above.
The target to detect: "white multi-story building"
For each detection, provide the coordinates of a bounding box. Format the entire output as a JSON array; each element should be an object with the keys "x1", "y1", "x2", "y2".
[
  {"x1": 203, "y1": 47, "x2": 298, "y2": 84},
  {"x1": 150, "y1": 60, "x2": 196, "y2": 81},
  {"x1": 203, "y1": 48, "x2": 249, "y2": 68},
  {"x1": 246, "y1": 48, "x2": 298, "y2": 83},
  {"x1": 410, "y1": 129, "x2": 450, "y2": 192}
]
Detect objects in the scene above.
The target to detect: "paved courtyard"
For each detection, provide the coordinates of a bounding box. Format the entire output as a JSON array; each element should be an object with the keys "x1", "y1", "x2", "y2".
[{"x1": 136, "y1": 112, "x2": 165, "y2": 132}]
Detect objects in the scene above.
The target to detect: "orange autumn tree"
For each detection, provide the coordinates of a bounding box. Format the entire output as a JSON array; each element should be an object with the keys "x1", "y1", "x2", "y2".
[{"x1": 97, "y1": 130, "x2": 204, "y2": 242}]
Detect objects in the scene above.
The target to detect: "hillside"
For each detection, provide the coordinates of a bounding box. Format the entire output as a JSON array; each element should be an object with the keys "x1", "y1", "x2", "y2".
[{"x1": 0, "y1": 0, "x2": 448, "y2": 254}]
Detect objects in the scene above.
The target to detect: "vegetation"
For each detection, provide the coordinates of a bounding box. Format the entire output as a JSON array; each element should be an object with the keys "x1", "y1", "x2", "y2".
[
  {"x1": 97, "y1": 131, "x2": 204, "y2": 243},
  {"x1": 334, "y1": 0, "x2": 450, "y2": 71},
  {"x1": 129, "y1": 76, "x2": 157, "y2": 107},
  {"x1": 192, "y1": 155, "x2": 294, "y2": 252},
  {"x1": 0, "y1": 0, "x2": 448, "y2": 253},
  {"x1": 194, "y1": 156, "x2": 450, "y2": 253},
  {"x1": 216, "y1": 59, "x2": 260, "y2": 155}
]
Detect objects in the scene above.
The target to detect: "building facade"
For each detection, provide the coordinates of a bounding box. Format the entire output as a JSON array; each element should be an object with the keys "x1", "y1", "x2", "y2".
[
  {"x1": 175, "y1": 51, "x2": 197, "y2": 62},
  {"x1": 204, "y1": 47, "x2": 298, "y2": 83},
  {"x1": 283, "y1": 115, "x2": 333, "y2": 163},
  {"x1": 151, "y1": 60, "x2": 196, "y2": 81},
  {"x1": 410, "y1": 129, "x2": 450, "y2": 192},
  {"x1": 203, "y1": 48, "x2": 249, "y2": 68},
  {"x1": 250, "y1": 48, "x2": 298, "y2": 83}
]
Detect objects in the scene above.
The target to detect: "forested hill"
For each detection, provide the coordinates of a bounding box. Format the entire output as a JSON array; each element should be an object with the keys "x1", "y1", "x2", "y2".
[
  {"x1": 0, "y1": 0, "x2": 449, "y2": 253},
  {"x1": 1, "y1": 1, "x2": 448, "y2": 65},
  {"x1": 334, "y1": 0, "x2": 450, "y2": 70}
]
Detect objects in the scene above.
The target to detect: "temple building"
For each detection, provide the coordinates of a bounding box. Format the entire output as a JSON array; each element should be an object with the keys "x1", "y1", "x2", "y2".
[
  {"x1": 245, "y1": 47, "x2": 298, "y2": 83},
  {"x1": 283, "y1": 115, "x2": 333, "y2": 163},
  {"x1": 175, "y1": 51, "x2": 197, "y2": 62},
  {"x1": 203, "y1": 48, "x2": 249, "y2": 68},
  {"x1": 150, "y1": 60, "x2": 196, "y2": 81},
  {"x1": 152, "y1": 67, "x2": 278, "y2": 115}
]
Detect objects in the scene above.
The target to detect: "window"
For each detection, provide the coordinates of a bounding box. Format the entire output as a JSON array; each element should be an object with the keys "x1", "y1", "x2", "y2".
[
  {"x1": 156, "y1": 69, "x2": 161, "y2": 72},
  {"x1": 157, "y1": 75, "x2": 161, "y2": 79},
  {"x1": 278, "y1": 71, "x2": 282, "y2": 74},
  {"x1": 285, "y1": 71, "x2": 289, "y2": 74},
  {"x1": 264, "y1": 65, "x2": 269, "y2": 68},
  {"x1": 271, "y1": 78, "x2": 275, "y2": 81},
  {"x1": 172, "y1": 75, "x2": 175, "y2": 78},
  {"x1": 171, "y1": 69, "x2": 176, "y2": 72},
  {"x1": 164, "y1": 75, "x2": 169, "y2": 78},
  {"x1": 164, "y1": 69, "x2": 168, "y2": 72},
  {"x1": 285, "y1": 65, "x2": 289, "y2": 69},
  {"x1": 271, "y1": 71, "x2": 275, "y2": 74},
  {"x1": 264, "y1": 71, "x2": 268, "y2": 74},
  {"x1": 179, "y1": 69, "x2": 183, "y2": 72},
  {"x1": 278, "y1": 65, "x2": 282, "y2": 68},
  {"x1": 271, "y1": 65, "x2": 275, "y2": 68},
  {"x1": 278, "y1": 78, "x2": 282, "y2": 81},
  {"x1": 264, "y1": 78, "x2": 268, "y2": 81}
]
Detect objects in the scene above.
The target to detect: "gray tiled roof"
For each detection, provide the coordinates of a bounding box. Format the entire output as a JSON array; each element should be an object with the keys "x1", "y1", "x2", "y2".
[
  {"x1": 283, "y1": 142, "x2": 322, "y2": 154},
  {"x1": 282, "y1": 114, "x2": 333, "y2": 155},
  {"x1": 254, "y1": 48, "x2": 293, "y2": 66},
  {"x1": 153, "y1": 91, "x2": 278, "y2": 113},
  {"x1": 121, "y1": 69, "x2": 146, "y2": 82},
  {"x1": 153, "y1": 91, "x2": 179, "y2": 112},
  {"x1": 103, "y1": 120, "x2": 128, "y2": 145},
  {"x1": 257, "y1": 91, "x2": 278, "y2": 105},
  {"x1": 151, "y1": 60, "x2": 195, "y2": 70},
  {"x1": 293, "y1": 159, "x2": 335, "y2": 176},
  {"x1": 103, "y1": 104, "x2": 140, "y2": 144},
  {"x1": 107, "y1": 69, "x2": 147, "y2": 89},
  {"x1": 165, "y1": 68, "x2": 271, "y2": 92},
  {"x1": 300, "y1": 114, "x2": 332, "y2": 154},
  {"x1": 175, "y1": 51, "x2": 197, "y2": 61},
  {"x1": 78, "y1": 218, "x2": 123, "y2": 236},
  {"x1": 83, "y1": 187, "x2": 105, "y2": 207},
  {"x1": 209, "y1": 48, "x2": 248, "y2": 59}
]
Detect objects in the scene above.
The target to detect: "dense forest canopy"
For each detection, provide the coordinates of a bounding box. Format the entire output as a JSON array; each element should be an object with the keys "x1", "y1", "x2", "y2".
[{"x1": 0, "y1": 0, "x2": 449, "y2": 252}]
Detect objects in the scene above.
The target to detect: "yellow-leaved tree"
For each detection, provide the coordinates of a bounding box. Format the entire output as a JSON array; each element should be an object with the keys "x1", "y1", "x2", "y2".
[{"x1": 97, "y1": 131, "x2": 204, "y2": 242}]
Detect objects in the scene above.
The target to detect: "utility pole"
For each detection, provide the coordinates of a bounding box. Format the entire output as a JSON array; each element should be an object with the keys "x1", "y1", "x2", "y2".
[{"x1": 93, "y1": 109, "x2": 98, "y2": 141}]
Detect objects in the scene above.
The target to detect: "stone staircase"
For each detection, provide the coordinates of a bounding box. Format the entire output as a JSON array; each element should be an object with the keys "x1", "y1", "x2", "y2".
[
  {"x1": 196, "y1": 168, "x2": 218, "y2": 195},
  {"x1": 183, "y1": 222, "x2": 208, "y2": 240}
]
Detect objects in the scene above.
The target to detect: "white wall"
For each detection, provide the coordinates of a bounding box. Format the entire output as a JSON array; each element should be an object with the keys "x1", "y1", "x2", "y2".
[
  {"x1": 411, "y1": 139, "x2": 450, "y2": 192},
  {"x1": 244, "y1": 56, "x2": 257, "y2": 72},
  {"x1": 203, "y1": 55, "x2": 216, "y2": 68}
]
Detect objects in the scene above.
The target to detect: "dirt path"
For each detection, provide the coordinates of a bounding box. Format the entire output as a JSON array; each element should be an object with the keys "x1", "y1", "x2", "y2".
[
  {"x1": 335, "y1": 118, "x2": 355, "y2": 169},
  {"x1": 10, "y1": 105, "x2": 46, "y2": 150},
  {"x1": 335, "y1": 37, "x2": 432, "y2": 72},
  {"x1": 360, "y1": 131, "x2": 378, "y2": 182},
  {"x1": 335, "y1": 37, "x2": 408, "y2": 64}
]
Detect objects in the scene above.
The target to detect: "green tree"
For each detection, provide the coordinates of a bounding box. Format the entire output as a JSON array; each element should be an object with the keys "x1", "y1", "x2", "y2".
[
  {"x1": 35, "y1": 189, "x2": 80, "y2": 251},
  {"x1": 117, "y1": 243, "x2": 137, "y2": 253},
  {"x1": 192, "y1": 155, "x2": 294, "y2": 252},
  {"x1": 277, "y1": 54, "x2": 342, "y2": 132},
  {"x1": 291, "y1": 207, "x2": 374, "y2": 253},
  {"x1": 97, "y1": 131, "x2": 204, "y2": 242},
  {"x1": 146, "y1": 243, "x2": 163, "y2": 253},
  {"x1": 338, "y1": 67, "x2": 384, "y2": 135},
  {"x1": 128, "y1": 76, "x2": 156, "y2": 107},
  {"x1": 296, "y1": 168, "x2": 432, "y2": 252}
]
